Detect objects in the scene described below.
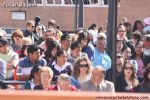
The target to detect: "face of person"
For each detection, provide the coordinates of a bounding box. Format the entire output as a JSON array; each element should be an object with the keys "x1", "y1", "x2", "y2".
[
  {"x1": 71, "y1": 47, "x2": 81, "y2": 59},
  {"x1": 124, "y1": 63, "x2": 133, "y2": 77},
  {"x1": 13, "y1": 34, "x2": 22, "y2": 44},
  {"x1": 123, "y1": 48, "x2": 131, "y2": 60},
  {"x1": 62, "y1": 38, "x2": 71, "y2": 50},
  {"x1": 27, "y1": 24, "x2": 35, "y2": 32},
  {"x1": 91, "y1": 69, "x2": 104, "y2": 84},
  {"x1": 135, "y1": 43, "x2": 143, "y2": 55},
  {"x1": 51, "y1": 47, "x2": 57, "y2": 57},
  {"x1": 79, "y1": 60, "x2": 88, "y2": 74},
  {"x1": 116, "y1": 57, "x2": 124, "y2": 72},
  {"x1": 136, "y1": 23, "x2": 143, "y2": 30},
  {"x1": 81, "y1": 38, "x2": 88, "y2": 47},
  {"x1": 30, "y1": 49, "x2": 41, "y2": 61},
  {"x1": 0, "y1": 45, "x2": 7, "y2": 53},
  {"x1": 41, "y1": 71, "x2": 51, "y2": 88},
  {"x1": 116, "y1": 41, "x2": 123, "y2": 52},
  {"x1": 58, "y1": 80, "x2": 70, "y2": 91},
  {"x1": 34, "y1": 71, "x2": 41, "y2": 83},
  {"x1": 96, "y1": 40, "x2": 106, "y2": 52},
  {"x1": 57, "y1": 52, "x2": 67, "y2": 64}
]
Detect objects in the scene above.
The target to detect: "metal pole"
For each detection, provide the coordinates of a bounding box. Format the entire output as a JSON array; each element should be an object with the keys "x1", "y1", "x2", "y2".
[
  {"x1": 74, "y1": 0, "x2": 79, "y2": 30},
  {"x1": 78, "y1": 0, "x2": 84, "y2": 28},
  {"x1": 106, "y1": 0, "x2": 118, "y2": 83}
]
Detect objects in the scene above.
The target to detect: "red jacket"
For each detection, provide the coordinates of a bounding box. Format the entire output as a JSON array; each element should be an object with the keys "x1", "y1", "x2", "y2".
[{"x1": 48, "y1": 85, "x2": 77, "y2": 91}]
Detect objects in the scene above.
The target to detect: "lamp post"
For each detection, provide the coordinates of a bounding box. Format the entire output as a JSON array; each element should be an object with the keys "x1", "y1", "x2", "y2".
[{"x1": 106, "y1": 0, "x2": 118, "y2": 82}]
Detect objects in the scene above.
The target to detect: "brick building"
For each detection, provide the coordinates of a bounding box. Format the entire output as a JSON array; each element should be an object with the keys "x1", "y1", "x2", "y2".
[{"x1": 0, "y1": 0, "x2": 150, "y2": 33}]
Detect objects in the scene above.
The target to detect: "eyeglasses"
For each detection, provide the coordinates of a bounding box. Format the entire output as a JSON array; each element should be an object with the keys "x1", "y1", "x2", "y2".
[
  {"x1": 0, "y1": 45, "x2": 2, "y2": 48},
  {"x1": 80, "y1": 64, "x2": 88, "y2": 68},
  {"x1": 124, "y1": 67, "x2": 133, "y2": 70},
  {"x1": 38, "y1": 29, "x2": 42, "y2": 30},
  {"x1": 32, "y1": 26, "x2": 35, "y2": 28},
  {"x1": 14, "y1": 35, "x2": 22, "y2": 38}
]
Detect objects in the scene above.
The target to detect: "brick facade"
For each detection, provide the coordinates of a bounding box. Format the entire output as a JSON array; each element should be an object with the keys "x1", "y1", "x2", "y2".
[{"x1": 0, "y1": 0, "x2": 150, "y2": 31}]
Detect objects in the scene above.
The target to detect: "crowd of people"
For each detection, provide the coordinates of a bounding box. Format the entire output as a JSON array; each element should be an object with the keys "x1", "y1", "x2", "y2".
[{"x1": 0, "y1": 16, "x2": 150, "y2": 93}]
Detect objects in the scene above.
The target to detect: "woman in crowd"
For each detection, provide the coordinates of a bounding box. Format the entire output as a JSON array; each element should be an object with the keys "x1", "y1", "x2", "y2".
[
  {"x1": 115, "y1": 60, "x2": 139, "y2": 92},
  {"x1": 48, "y1": 49, "x2": 72, "y2": 84},
  {"x1": 132, "y1": 20, "x2": 144, "y2": 33},
  {"x1": 10, "y1": 29, "x2": 24, "y2": 53},
  {"x1": 43, "y1": 40, "x2": 60, "y2": 65},
  {"x1": 131, "y1": 41, "x2": 145, "y2": 80},
  {"x1": 71, "y1": 56, "x2": 92, "y2": 89}
]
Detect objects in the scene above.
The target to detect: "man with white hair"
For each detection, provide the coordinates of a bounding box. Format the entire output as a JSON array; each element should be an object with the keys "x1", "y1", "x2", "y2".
[{"x1": 81, "y1": 66, "x2": 115, "y2": 92}]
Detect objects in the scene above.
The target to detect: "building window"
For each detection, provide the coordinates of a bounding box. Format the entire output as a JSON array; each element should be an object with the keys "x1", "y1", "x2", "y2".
[
  {"x1": 11, "y1": 11, "x2": 26, "y2": 20},
  {"x1": 64, "y1": 0, "x2": 72, "y2": 4},
  {"x1": 55, "y1": 0, "x2": 62, "y2": 4},
  {"x1": 35, "y1": 0, "x2": 42, "y2": 4},
  {"x1": 47, "y1": 0, "x2": 54, "y2": 4}
]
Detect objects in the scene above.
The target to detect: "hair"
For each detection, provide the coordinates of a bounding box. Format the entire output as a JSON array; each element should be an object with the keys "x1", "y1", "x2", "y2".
[
  {"x1": 60, "y1": 34, "x2": 70, "y2": 42},
  {"x1": 143, "y1": 64, "x2": 150, "y2": 82},
  {"x1": 88, "y1": 23, "x2": 97, "y2": 30},
  {"x1": 26, "y1": 21, "x2": 35, "y2": 27},
  {"x1": 70, "y1": 41, "x2": 81, "y2": 50},
  {"x1": 19, "y1": 45, "x2": 29, "y2": 58},
  {"x1": 44, "y1": 40, "x2": 60, "y2": 59},
  {"x1": 11, "y1": 29, "x2": 24, "y2": 42},
  {"x1": 131, "y1": 31, "x2": 142, "y2": 42},
  {"x1": 48, "y1": 19, "x2": 57, "y2": 28},
  {"x1": 93, "y1": 66, "x2": 106, "y2": 76},
  {"x1": 132, "y1": 20, "x2": 144, "y2": 32},
  {"x1": 27, "y1": 44, "x2": 41, "y2": 56},
  {"x1": 77, "y1": 31, "x2": 89, "y2": 43},
  {"x1": 72, "y1": 56, "x2": 92, "y2": 78},
  {"x1": 39, "y1": 66, "x2": 54, "y2": 80},
  {"x1": 55, "y1": 49, "x2": 65, "y2": 59},
  {"x1": 121, "y1": 60, "x2": 137, "y2": 86},
  {"x1": 57, "y1": 74, "x2": 71, "y2": 83},
  {"x1": 29, "y1": 65, "x2": 42, "y2": 80},
  {"x1": 97, "y1": 36, "x2": 107, "y2": 46}
]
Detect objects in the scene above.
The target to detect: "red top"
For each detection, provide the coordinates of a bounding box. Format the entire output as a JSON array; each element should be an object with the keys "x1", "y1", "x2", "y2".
[{"x1": 48, "y1": 85, "x2": 77, "y2": 91}]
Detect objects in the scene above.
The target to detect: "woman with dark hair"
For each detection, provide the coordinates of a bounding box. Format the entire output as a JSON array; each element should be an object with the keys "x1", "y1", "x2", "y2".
[
  {"x1": 48, "y1": 49, "x2": 72, "y2": 84},
  {"x1": 132, "y1": 20, "x2": 144, "y2": 33},
  {"x1": 24, "y1": 66, "x2": 42, "y2": 90},
  {"x1": 71, "y1": 56, "x2": 92, "y2": 89},
  {"x1": 115, "y1": 60, "x2": 139, "y2": 92},
  {"x1": 43, "y1": 40, "x2": 60, "y2": 65}
]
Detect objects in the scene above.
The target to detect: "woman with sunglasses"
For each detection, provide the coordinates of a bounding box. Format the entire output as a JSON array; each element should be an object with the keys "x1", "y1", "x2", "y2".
[
  {"x1": 115, "y1": 60, "x2": 139, "y2": 92},
  {"x1": 71, "y1": 56, "x2": 92, "y2": 89},
  {"x1": 10, "y1": 29, "x2": 24, "y2": 54}
]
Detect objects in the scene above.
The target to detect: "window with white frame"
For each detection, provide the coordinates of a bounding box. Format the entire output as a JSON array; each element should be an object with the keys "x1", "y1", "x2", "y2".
[
  {"x1": 11, "y1": 11, "x2": 26, "y2": 20},
  {"x1": 47, "y1": 0, "x2": 54, "y2": 4},
  {"x1": 55, "y1": 0, "x2": 62, "y2": 4}
]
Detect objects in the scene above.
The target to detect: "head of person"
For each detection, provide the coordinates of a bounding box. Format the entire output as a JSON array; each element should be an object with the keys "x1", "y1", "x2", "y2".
[
  {"x1": 0, "y1": 29, "x2": 7, "y2": 38},
  {"x1": 142, "y1": 35, "x2": 150, "y2": 49},
  {"x1": 70, "y1": 41, "x2": 82, "y2": 59},
  {"x1": 44, "y1": 40, "x2": 60, "y2": 59},
  {"x1": 35, "y1": 25, "x2": 43, "y2": 34},
  {"x1": 133, "y1": 20, "x2": 144, "y2": 32},
  {"x1": 11, "y1": 29, "x2": 24, "y2": 44},
  {"x1": 116, "y1": 39, "x2": 124, "y2": 53},
  {"x1": 135, "y1": 41, "x2": 143, "y2": 56},
  {"x1": 143, "y1": 64, "x2": 150, "y2": 82},
  {"x1": 48, "y1": 19, "x2": 57, "y2": 28},
  {"x1": 73, "y1": 56, "x2": 92, "y2": 78},
  {"x1": 29, "y1": 65, "x2": 42, "y2": 83},
  {"x1": 123, "y1": 47, "x2": 131, "y2": 60},
  {"x1": 0, "y1": 38, "x2": 9, "y2": 53},
  {"x1": 130, "y1": 31, "x2": 142, "y2": 45},
  {"x1": 88, "y1": 23, "x2": 98, "y2": 30},
  {"x1": 20, "y1": 37, "x2": 33, "y2": 58},
  {"x1": 91, "y1": 66, "x2": 106, "y2": 85},
  {"x1": 121, "y1": 60, "x2": 136, "y2": 80},
  {"x1": 116, "y1": 53, "x2": 125, "y2": 72},
  {"x1": 117, "y1": 25, "x2": 126, "y2": 38},
  {"x1": 60, "y1": 34, "x2": 71, "y2": 51},
  {"x1": 123, "y1": 22, "x2": 132, "y2": 34},
  {"x1": 39, "y1": 66, "x2": 53, "y2": 89},
  {"x1": 45, "y1": 28, "x2": 57, "y2": 39},
  {"x1": 55, "y1": 49, "x2": 67, "y2": 65},
  {"x1": 26, "y1": 21, "x2": 35, "y2": 32},
  {"x1": 77, "y1": 31, "x2": 89, "y2": 47},
  {"x1": 27, "y1": 44, "x2": 41, "y2": 62},
  {"x1": 96, "y1": 36, "x2": 107, "y2": 53},
  {"x1": 57, "y1": 74, "x2": 71, "y2": 91}
]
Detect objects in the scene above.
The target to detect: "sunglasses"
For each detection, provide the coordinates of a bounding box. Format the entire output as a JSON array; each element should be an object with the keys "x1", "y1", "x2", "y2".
[
  {"x1": 124, "y1": 67, "x2": 133, "y2": 70},
  {"x1": 14, "y1": 35, "x2": 22, "y2": 38},
  {"x1": 38, "y1": 29, "x2": 42, "y2": 30},
  {"x1": 80, "y1": 64, "x2": 88, "y2": 68}
]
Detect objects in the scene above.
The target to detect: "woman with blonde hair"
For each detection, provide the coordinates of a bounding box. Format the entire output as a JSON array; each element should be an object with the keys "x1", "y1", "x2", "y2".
[{"x1": 71, "y1": 56, "x2": 92, "y2": 89}]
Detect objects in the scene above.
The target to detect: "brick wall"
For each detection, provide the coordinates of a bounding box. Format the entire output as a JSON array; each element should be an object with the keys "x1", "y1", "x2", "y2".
[{"x1": 0, "y1": 0, "x2": 150, "y2": 31}]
